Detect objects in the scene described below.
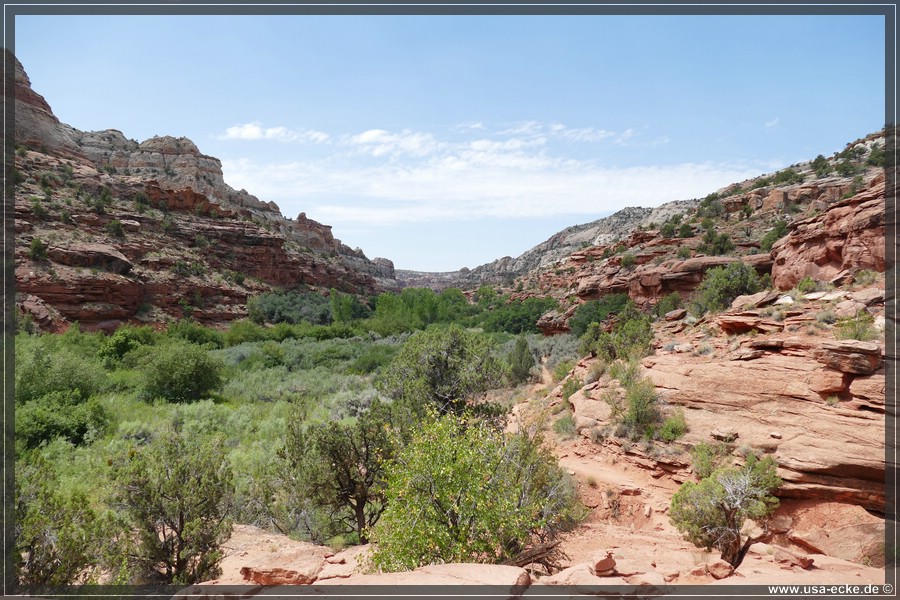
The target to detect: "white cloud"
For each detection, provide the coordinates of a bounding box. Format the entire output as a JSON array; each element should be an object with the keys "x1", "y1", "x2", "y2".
[
  {"x1": 765, "y1": 118, "x2": 780, "y2": 128},
  {"x1": 218, "y1": 121, "x2": 330, "y2": 143},
  {"x1": 219, "y1": 120, "x2": 770, "y2": 236}
]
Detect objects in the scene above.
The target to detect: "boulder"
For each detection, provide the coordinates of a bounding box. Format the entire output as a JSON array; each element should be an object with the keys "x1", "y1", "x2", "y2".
[
  {"x1": 706, "y1": 559, "x2": 734, "y2": 580},
  {"x1": 773, "y1": 548, "x2": 814, "y2": 570}
]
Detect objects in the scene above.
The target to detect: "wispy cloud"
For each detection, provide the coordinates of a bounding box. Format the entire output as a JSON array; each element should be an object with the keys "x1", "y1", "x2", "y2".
[
  {"x1": 221, "y1": 120, "x2": 762, "y2": 227},
  {"x1": 218, "y1": 121, "x2": 330, "y2": 143},
  {"x1": 765, "y1": 117, "x2": 780, "y2": 128}
]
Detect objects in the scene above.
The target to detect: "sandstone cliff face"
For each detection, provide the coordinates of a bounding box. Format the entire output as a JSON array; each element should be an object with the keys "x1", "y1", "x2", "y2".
[
  {"x1": 11, "y1": 54, "x2": 398, "y2": 330},
  {"x1": 771, "y1": 174, "x2": 885, "y2": 290}
]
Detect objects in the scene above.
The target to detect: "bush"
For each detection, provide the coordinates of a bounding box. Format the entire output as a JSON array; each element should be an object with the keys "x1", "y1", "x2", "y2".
[
  {"x1": 579, "y1": 301, "x2": 653, "y2": 361},
  {"x1": 507, "y1": 335, "x2": 536, "y2": 384},
  {"x1": 479, "y1": 297, "x2": 557, "y2": 335},
  {"x1": 109, "y1": 430, "x2": 234, "y2": 584},
  {"x1": 658, "y1": 408, "x2": 687, "y2": 442},
  {"x1": 620, "y1": 253, "x2": 636, "y2": 269},
  {"x1": 660, "y1": 222, "x2": 676, "y2": 237},
  {"x1": 653, "y1": 292, "x2": 683, "y2": 318},
  {"x1": 624, "y1": 377, "x2": 659, "y2": 431},
  {"x1": 166, "y1": 319, "x2": 224, "y2": 348},
  {"x1": 105, "y1": 219, "x2": 125, "y2": 238},
  {"x1": 561, "y1": 377, "x2": 582, "y2": 401},
  {"x1": 677, "y1": 246, "x2": 691, "y2": 259},
  {"x1": 678, "y1": 223, "x2": 694, "y2": 238},
  {"x1": 553, "y1": 411, "x2": 576, "y2": 437},
  {"x1": 376, "y1": 325, "x2": 505, "y2": 417},
  {"x1": 760, "y1": 220, "x2": 789, "y2": 253},
  {"x1": 97, "y1": 325, "x2": 157, "y2": 365},
  {"x1": 691, "y1": 442, "x2": 729, "y2": 479},
  {"x1": 248, "y1": 290, "x2": 333, "y2": 326},
  {"x1": 15, "y1": 455, "x2": 110, "y2": 586},
  {"x1": 223, "y1": 319, "x2": 271, "y2": 346},
  {"x1": 16, "y1": 338, "x2": 107, "y2": 405},
  {"x1": 567, "y1": 294, "x2": 629, "y2": 338},
  {"x1": 369, "y1": 415, "x2": 580, "y2": 572},
  {"x1": 811, "y1": 154, "x2": 830, "y2": 177},
  {"x1": 834, "y1": 310, "x2": 877, "y2": 341},
  {"x1": 796, "y1": 276, "x2": 818, "y2": 294},
  {"x1": 552, "y1": 359, "x2": 575, "y2": 383},
  {"x1": 138, "y1": 340, "x2": 223, "y2": 402},
  {"x1": 691, "y1": 261, "x2": 762, "y2": 316},
  {"x1": 282, "y1": 400, "x2": 395, "y2": 543},
  {"x1": 16, "y1": 390, "x2": 109, "y2": 450},
  {"x1": 697, "y1": 230, "x2": 734, "y2": 256},
  {"x1": 670, "y1": 454, "x2": 781, "y2": 566},
  {"x1": 29, "y1": 238, "x2": 48, "y2": 261}
]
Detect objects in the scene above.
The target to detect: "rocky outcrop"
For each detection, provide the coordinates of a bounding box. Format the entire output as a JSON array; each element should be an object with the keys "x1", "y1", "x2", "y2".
[
  {"x1": 11, "y1": 54, "x2": 398, "y2": 329},
  {"x1": 771, "y1": 174, "x2": 885, "y2": 290}
]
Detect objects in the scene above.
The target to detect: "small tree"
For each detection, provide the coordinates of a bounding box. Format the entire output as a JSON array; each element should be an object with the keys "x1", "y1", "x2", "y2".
[
  {"x1": 670, "y1": 454, "x2": 781, "y2": 567},
  {"x1": 282, "y1": 400, "x2": 395, "y2": 543},
  {"x1": 29, "y1": 238, "x2": 48, "y2": 261},
  {"x1": 376, "y1": 325, "x2": 504, "y2": 416},
  {"x1": 109, "y1": 430, "x2": 234, "y2": 584},
  {"x1": 507, "y1": 335, "x2": 536, "y2": 384}
]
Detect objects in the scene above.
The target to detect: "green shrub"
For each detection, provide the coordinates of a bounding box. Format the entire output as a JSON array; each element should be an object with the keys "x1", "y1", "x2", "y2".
[
  {"x1": 691, "y1": 261, "x2": 762, "y2": 316},
  {"x1": 620, "y1": 253, "x2": 636, "y2": 269},
  {"x1": 369, "y1": 415, "x2": 580, "y2": 572},
  {"x1": 105, "y1": 219, "x2": 125, "y2": 238},
  {"x1": 579, "y1": 301, "x2": 653, "y2": 361},
  {"x1": 653, "y1": 292, "x2": 683, "y2": 318},
  {"x1": 553, "y1": 411, "x2": 576, "y2": 437},
  {"x1": 760, "y1": 220, "x2": 789, "y2": 253},
  {"x1": 552, "y1": 359, "x2": 575, "y2": 383},
  {"x1": 247, "y1": 290, "x2": 333, "y2": 326},
  {"x1": 561, "y1": 377, "x2": 582, "y2": 401},
  {"x1": 16, "y1": 390, "x2": 109, "y2": 450},
  {"x1": 223, "y1": 319, "x2": 271, "y2": 346},
  {"x1": 834, "y1": 311, "x2": 877, "y2": 341},
  {"x1": 660, "y1": 222, "x2": 676, "y2": 237},
  {"x1": 97, "y1": 325, "x2": 157, "y2": 365},
  {"x1": 670, "y1": 453, "x2": 781, "y2": 566},
  {"x1": 678, "y1": 223, "x2": 694, "y2": 238},
  {"x1": 376, "y1": 325, "x2": 505, "y2": 417},
  {"x1": 624, "y1": 377, "x2": 659, "y2": 430},
  {"x1": 796, "y1": 276, "x2": 818, "y2": 294},
  {"x1": 658, "y1": 408, "x2": 687, "y2": 443},
  {"x1": 567, "y1": 294, "x2": 629, "y2": 338},
  {"x1": 677, "y1": 246, "x2": 691, "y2": 259},
  {"x1": 347, "y1": 343, "x2": 400, "y2": 375},
  {"x1": 15, "y1": 455, "x2": 110, "y2": 586},
  {"x1": 138, "y1": 340, "x2": 223, "y2": 402},
  {"x1": 811, "y1": 154, "x2": 830, "y2": 177},
  {"x1": 166, "y1": 319, "x2": 224, "y2": 348},
  {"x1": 29, "y1": 238, "x2": 48, "y2": 261},
  {"x1": 690, "y1": 442, "x2": 728, "y2": 479},
  {"x1": 109, "y1": 430, "x2": 233, "y2": 584},
  {"x1": 867, "y1": 145, "x2": 885, "y2": 167},
  {"x1": 15, "y1": 339, "x2": 107, "y2": 405},
  {"x1": 507, "y1": 335, "x2": 536, "y2": 384}
]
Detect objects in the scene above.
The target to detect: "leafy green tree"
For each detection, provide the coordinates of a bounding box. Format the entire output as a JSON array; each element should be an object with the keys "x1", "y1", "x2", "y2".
[
  {"x1": 653, "y1": 292, "x2": 683, "y2": 318},
  {"x1": 660, "y1": 222, "x2": 677, "y2": 237},
  {"x1": 568, "y1": 294, "x2": 629, "y2": 338},
  {"x1": 678, "y1": 223, "x2": 694, "y2": 238},
  {"x1": 109, "y1": 430, "x2": 234, "y2": 584},
  {"x1": 376, "y1": 325, "x2": 504, "y2": 416},
  {"x1": 479, "y1": 296, "x2": 557, "y2": 334},
  {"x1": 369, "y1": 414, "x2": 580, "y2": 572},
  {"x1": 670, "y1": 454, "x2": 781, "y2": 566},
  {"x1": 138, "y1": 340, "x2": 223, "y2": 403},
  {"x1": 281, "y1": 400, "x2": 395, "y2": 543},
  {"x1": 691, "y1": 261, "x2": 762, "y2": 315},
  {"x1": 507, "y1": 335, "x2": 536, "y2": 384},
  {"x1": 579, "y1": 300, "x2": 653, "y2": 361}
]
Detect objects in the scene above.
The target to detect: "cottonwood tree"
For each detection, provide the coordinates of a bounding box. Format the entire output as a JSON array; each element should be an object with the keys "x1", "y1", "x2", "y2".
[{"x1": 669, "y1": 454, "x2": 781, "y2": 567}]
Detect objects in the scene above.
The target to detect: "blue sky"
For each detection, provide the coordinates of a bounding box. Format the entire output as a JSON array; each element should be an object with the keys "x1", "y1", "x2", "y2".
[{"x1": 13, "y1": 13, "x2": 886, "y2": 271}]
